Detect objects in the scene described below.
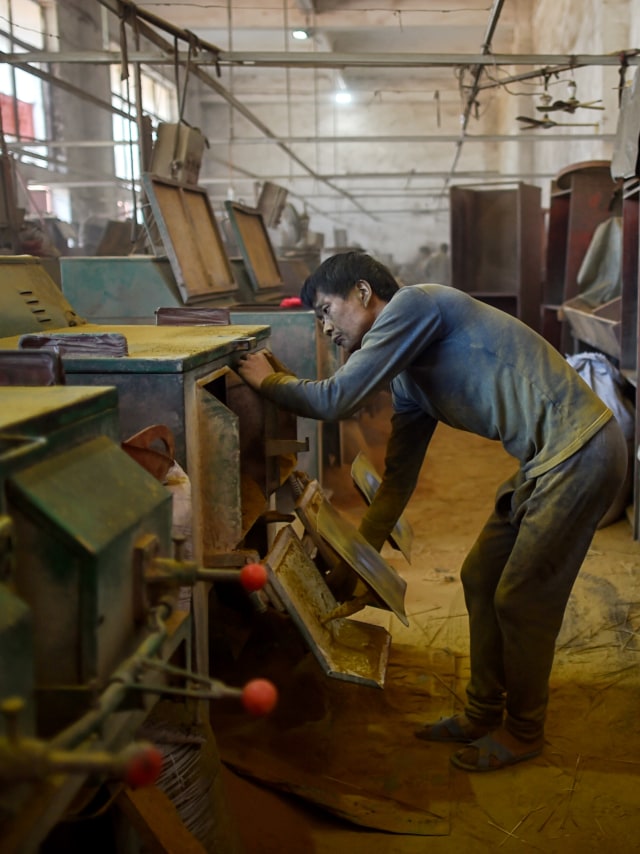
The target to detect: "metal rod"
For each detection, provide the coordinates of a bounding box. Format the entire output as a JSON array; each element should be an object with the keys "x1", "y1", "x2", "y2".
[
  {"x1": 8, "y1": 132, "x2": 613, "y2": 148},
  {"x1": 3, "y1": 50, "x2": 639, "y2": 69},
  {"x1": 192, "y1": 133, "x2": 614, "y2": 145},
  {"x1": 0, "y1": 50, "x2": 133, "y2": 121},
  {"x1": 8, "y1": 140, "x2": 140, "y2": 149},
  {"x1": 49, "y1": 610, "x2": 169, "y2": 751},
  {"x1": 217, "y1": 51, "x2": 640, "y2": 69},
  {"x1": 462, "y1": 0, "x2": 506, "y2": 133},
  {"x1": 449, "y1": 0, "x2": 506, "y2": 189}
]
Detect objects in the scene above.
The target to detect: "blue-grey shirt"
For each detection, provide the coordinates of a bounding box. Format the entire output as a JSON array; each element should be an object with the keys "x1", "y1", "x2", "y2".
[{"x1": 260, "y1": 285, "x2": 612, "y2": 547}]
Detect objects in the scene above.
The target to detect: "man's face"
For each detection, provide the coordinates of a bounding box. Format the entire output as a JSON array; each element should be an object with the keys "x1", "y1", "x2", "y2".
[{"x1": 313, "y1": 283, "x2": 375, "y2": 353}]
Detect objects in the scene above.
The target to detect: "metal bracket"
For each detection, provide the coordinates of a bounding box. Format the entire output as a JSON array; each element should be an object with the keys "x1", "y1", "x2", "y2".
[
  {"x1": 0, "y1": 515, "x2": 15, "y2": 584},
  {"x1": 132, "y1": 533, "x2": 160, "y2": 623},
  {"x1": 265, "y1": 437, "x2": 309, "y2": 457}
]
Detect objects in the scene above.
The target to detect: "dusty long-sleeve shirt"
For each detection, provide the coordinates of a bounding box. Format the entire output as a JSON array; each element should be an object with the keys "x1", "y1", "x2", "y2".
[{"x1": 259, "y1": 285, "x2": 613, "y2": 549}]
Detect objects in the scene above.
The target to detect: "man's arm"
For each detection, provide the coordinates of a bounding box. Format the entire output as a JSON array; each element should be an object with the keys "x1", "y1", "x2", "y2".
[
  {"x1": 359, "y1": 408, "x2": 436, "y2": 551},
  {"x1": 239, "y1": 287, "x2": 444, "y2": 421}
]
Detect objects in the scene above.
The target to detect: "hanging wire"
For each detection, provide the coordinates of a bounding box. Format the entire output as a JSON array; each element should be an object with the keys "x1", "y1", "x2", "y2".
[
  {"x1": 310, "y1": 7, "x2": 322, "y2": 216},
  {"x1": 170, "y1": 31, "x2": 196, "y2": 177},
  {"x1": 283, "y1": 0, "x2": 293, "y2": 194},
  {"x1": 118, "y1": 4, "x2": 139, "y2": 233},
  {"x1": 176, "y1": 34, "x2": 196, "y2": 124},
  {"x1": 226, "y1": 0, "x2": 235, "y2": 200}
]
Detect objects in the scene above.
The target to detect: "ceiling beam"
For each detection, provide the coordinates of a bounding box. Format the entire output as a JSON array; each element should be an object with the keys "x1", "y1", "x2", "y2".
[
  {"x1": 218, "y1": 51, "x2": 640, "y2": 70},
  {"x1": 204, "y1": 171, "x2": 561, "y2": 184},
  {"x1": 4, "y1": 51, "x2": 639, "y2": 69},
  {"x1": 6, "y1": 133, "x2": 613, "y2": 150},
  {"x1": 200, "y1": 133, "x2": 614, "y2": 144}
]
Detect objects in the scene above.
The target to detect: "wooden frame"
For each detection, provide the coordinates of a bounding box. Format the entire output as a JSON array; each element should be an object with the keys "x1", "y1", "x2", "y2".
[
  {"x1": 224, "y1": 200, "x2": 284, "y2": 295},
  {"x1": 142, "y1": 174, "x2": 236, "y2": 304}
]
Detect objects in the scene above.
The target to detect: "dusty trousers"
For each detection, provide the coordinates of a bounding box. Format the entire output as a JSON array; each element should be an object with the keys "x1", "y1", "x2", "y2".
[{"x1": 459, "y1": 417, "x2": 629, "y2": 742}]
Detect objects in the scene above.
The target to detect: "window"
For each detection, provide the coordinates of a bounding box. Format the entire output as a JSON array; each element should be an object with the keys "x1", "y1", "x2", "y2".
[
  {"x1": 0, "y1": 0, "x2": 47, "y2": 152},
  {"x1": 111, "y1": 62, "x2": 177, "y2": 186},
  {"x1": 0, "y1": 1, "x2": 178, "y2": 226}
]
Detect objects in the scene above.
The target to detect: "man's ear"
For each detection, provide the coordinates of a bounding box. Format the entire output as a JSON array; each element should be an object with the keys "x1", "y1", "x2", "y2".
[{"x1": 356, "y1": 279, "x2": 372, "y2": 307}]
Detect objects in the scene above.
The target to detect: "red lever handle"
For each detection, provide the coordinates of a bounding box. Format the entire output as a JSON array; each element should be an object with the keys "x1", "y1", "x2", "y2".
[
  {"x1": 239, "y1": 562, "x2": 268, "y2": 592},
  {"x1": 241, "y1": 678, "x2": 278, "y2": 716},
  {"x1": 122, "y1": 743, "x2": 164, "y2": 789}
]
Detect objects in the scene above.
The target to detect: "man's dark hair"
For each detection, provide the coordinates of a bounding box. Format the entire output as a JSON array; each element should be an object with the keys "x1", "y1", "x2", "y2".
[{"x1": 300, "y1": 251, "x2": 399, "y2": 308}]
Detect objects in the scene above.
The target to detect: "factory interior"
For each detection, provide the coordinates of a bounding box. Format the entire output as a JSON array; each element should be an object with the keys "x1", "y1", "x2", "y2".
[{"x1": 2, "y1": 0, "x2": 640, "y2": 851}]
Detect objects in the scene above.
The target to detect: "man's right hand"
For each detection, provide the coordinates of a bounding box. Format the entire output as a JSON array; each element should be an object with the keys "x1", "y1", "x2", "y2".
[{"x1": 237, "y1": 350, "x2": 277, "y2": 390}]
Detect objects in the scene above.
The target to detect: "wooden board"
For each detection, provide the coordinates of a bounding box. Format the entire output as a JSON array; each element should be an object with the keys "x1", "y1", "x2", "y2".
[
  {"x1": 115, "y1": 784, "x2": 207, "y2": 853},
  {"x1": 211, "y1": 643, "x2": 455, "y2": 836},
  {"x1": 224, "y1": 201, "x2": 283, "y2": 294},
  {"x1": 142, "y1": 174, "x2": 236, "y2": 304}
]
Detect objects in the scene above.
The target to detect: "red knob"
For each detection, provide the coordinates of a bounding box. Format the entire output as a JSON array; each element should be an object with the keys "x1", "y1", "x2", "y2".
[
  {"x1": 239, "y1": 562, "x2": 268, "y2": 592},
  {"x1": 241, "y1": 678, "x2": 278, "y2": 716},
  {"x1": 124, "y1": 744, "x2": 163, "y2": 789}
]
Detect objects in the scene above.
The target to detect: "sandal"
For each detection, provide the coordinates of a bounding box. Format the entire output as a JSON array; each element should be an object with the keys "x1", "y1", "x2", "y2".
[
  {"x1": 450, "y1": 733, "x2": 543, "y2": 772},
  {"x1": 414, "y1": 714, "x2": 492, "y2": 743}
]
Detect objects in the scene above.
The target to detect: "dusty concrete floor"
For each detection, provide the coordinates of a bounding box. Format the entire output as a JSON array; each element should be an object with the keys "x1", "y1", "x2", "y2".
[{"x1": 217, "y1": 403, "x2": 640, "y2": 854}]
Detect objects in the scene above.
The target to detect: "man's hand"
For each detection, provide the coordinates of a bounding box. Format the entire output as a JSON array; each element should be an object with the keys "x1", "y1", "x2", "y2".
[{"x1": 237, "y1": 350, "x2": 277, "y2": 390}]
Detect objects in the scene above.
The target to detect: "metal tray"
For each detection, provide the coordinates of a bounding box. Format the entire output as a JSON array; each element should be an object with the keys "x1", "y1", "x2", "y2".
[
  {"x1": 295, "y1": 480, "x2": 409, "y2": 626},
  {"x1": 264, "y1": 525, "x2": 392, "y2": 687}
]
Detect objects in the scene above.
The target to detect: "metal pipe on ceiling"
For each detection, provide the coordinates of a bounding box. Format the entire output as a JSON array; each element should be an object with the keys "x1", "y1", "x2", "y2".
[
  {"x1": 28, "y1": 172, "x2": 558, "y2": 187},
  {"x1": 186, "y1": 134, "x2": 615, "y2": 145},
  {"x1": 3, "y1": 50, "x2": 639, "y2": 68},
  {"x1": 461, "y1": 0, "x2": 506, "y2": 133},
  {"x1": 200, "y1": 171, "x2": 559, "y2": 183},
  {"x1": 446, "y1": 0, "x2": 504, "y2": 188},
  {"x1": 7, "y1": 133, "x2": 614, "y2": 150},
  {"x1": 214, "y1": 52, "x2": 640, "y2": 70}
]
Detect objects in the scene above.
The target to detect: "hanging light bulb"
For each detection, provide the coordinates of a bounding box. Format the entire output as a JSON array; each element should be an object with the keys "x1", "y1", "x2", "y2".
[{"x1": 335, "y1": 75, "x2": 352, "y2": 105}]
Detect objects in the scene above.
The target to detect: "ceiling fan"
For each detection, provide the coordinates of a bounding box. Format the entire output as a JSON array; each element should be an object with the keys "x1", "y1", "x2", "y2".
[
  {"x1": 517, "y1": 76, "x2": 604, "y2": 130},
  {"x1": 516, "y1": 113, "x2": 601, "y2": 130},
  {"x1": 535, "y1": 80, "x2": 605, "y2": 114}
]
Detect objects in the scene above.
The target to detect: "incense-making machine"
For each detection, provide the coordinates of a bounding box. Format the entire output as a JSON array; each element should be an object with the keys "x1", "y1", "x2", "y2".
[{"x1": 0, "y1": 378, "x2": 279, "y2": 852}]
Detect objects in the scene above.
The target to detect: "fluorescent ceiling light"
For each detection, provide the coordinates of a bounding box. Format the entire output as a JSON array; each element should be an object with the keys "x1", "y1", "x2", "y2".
[
  {"x1": 335, "y1": 91, "x2": 352, "y2": 104},
  {"x1": 292, "y1": 29, "x2": 309, "y2": 40}
]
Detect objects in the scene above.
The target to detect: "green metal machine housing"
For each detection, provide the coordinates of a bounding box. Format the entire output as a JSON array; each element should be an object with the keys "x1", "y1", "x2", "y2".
[{"x1": 0, "y1": 387, "x2": 173, "y2": 737}]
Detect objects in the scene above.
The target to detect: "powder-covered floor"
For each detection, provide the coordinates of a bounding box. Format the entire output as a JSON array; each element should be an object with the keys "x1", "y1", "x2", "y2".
[{"x1": 217, "y1": 406, "x2": 640, "y2": 854}]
